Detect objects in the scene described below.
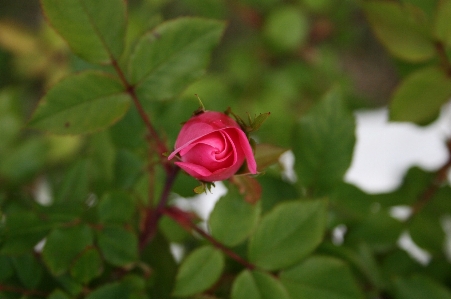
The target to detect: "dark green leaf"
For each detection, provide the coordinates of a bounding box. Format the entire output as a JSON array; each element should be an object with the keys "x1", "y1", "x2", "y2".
[
  {"x1": 11, "y1": 253, "x2": 43, "y2": 289},
  {"x1": 248, "y1": 199, "x2": 327, "y2": 270},
  {"x1": 363, "y1": 1, "x2": 435, "y2": 62},
  {"x1": 55, "y1": 159, "x2": 89, "y2": 204},
  {"x1": 231, "y1": 270, "x2": 290, "y2": 299},
  {"x1": 114, "y1": 149, "x2": 143, "y2": 189},
  {"x1": 389, "y1": 67, "x2": 451, "y2": 125},
  {"x1": 48, "y1": 290, "x2": 71, "y2": 299},
  {"x1": 129, "y1": 18, "x2": 226, "y2": 101},
  {"x1": 0, "y1": 255, "x2": 13, "y2": 281},
  {"x1": 209, "y1": 186, "x2": 261, "y2": 246},
  {"x1": 172, "y1": 245, "x2": 224, "y2": 297},
  {"x1": 70, "y1": 247, "x2": 103, "y2": 284},
  {"x1": 29, "y1": 71, "x2": 131, "y2": 134},
  {"x1": 86, "y1": 281, "x2": 131, "y2": 299},
  {"x1": 292, "y1": 87, "x2": 355, "y2": 195},
  {"x1": 98, "y1": 191, "x2": 135, "y2": 224},
  {"x1": 280, "y1": 255, "x2": 364, "y2": 299},
  {"x1": 97, "y1": 226, "x2": 138, "y2": 266},
  {"x1": 1, "y1": 211, "x2": 52, "y2": 254},
  {"x1": 393, "y1": 274, "x2": 451, "y2": 299},
  {"x1": 42, "y1": 225, "x2": 93, "y2": 276},
  {"x1": 41, "y1": 0, "x2": 127, "y2": 63}
]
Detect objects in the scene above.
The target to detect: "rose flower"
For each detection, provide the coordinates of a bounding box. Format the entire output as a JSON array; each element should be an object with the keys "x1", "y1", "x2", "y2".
[{"x1": 168, "y1": 111, "x2": 257, "y2": 182}]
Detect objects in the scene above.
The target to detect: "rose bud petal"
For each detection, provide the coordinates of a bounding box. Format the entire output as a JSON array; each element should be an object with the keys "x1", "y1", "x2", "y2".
[{"x1": 168, "y1": 111, "x2": 257, "y2": 182}]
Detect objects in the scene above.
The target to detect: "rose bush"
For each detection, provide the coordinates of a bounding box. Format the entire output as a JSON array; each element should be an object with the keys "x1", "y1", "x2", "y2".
[{"x1": 168, "y1": 111, "x2": 257, "y2": 182}]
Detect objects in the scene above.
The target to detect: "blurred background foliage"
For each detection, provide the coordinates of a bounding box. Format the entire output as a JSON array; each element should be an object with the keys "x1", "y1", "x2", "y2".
[{"x1": 1, "y1": 0, "x2": 451, "y2": 298}]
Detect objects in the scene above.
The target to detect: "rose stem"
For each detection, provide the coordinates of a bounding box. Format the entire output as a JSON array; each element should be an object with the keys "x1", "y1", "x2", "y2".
[
  {"x1": 139, "y1": 166, "x2": 180, "y2": 251},
  {"x1": 163, "y1": 206, "x2": 256, "y2": 270},
  {"x1": 111, "y1": 58, "x2": 171, "y2": 174}
]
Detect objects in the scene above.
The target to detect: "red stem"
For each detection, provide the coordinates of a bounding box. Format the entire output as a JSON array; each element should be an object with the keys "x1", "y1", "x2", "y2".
[
  {"x1": 0, "y1": 284, "x2": 48, "y2": 297},
  {"x1": 163, "y1": 206, "x2": 256, "y2": 270},
  {"x1": 111, "y1": 59, "x2": 171, "y2": 173}
]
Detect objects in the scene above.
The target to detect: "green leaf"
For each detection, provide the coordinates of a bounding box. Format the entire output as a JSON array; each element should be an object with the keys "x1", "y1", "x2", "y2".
[
  {"x1": 98, "y1": 191, "x2": 135, "y2": 224},
  {"x1": 254, "y1": 144, "x2": 287, "y2": 171},
  {"x1": 209, "y1": 187, "x2": 261, "y2": 247},
  {"x1": 292, "y1": 88, "x2": 355, "y2": 195},
  {"x1": 362, "y1": 1, "x2": 435, "y2": 62},
  {"x1": 389, "y1": 67, "x2": 451, "y2": 125},
  {"x1": 86, "y1": 282, "x2": 131, "y2": 299},
  {"x1": 0, "y1": 256, "x2": 14, "y2": 281},
  {"x1": 55, "y1": 159, "x2": 89, "y2": 204},
  {"x1": 11, "y1": 253, "x2": 43, "y2": 289},
  {"x1": 29, "y1": 71, "x2": 131, "y2": 134},
  {"x1": 97, "y1": 226, "x2": 138, "y2": 267},
  {"x1": 42, "y1": 225, "x2": 93, "y2": 276},
  {"x1": 172, "y1": 245, "x2": 224, "y2": 297},
  {"x1": 393, "y1": 274, "x2": 451, "y2": 299},
  {"x1": 129, "y1": 17, "x2": 226, "y2": 101},
  {"x1": 41, "y1": 0, "x2": 127, "y2": 64},
  {"x1": 70, "y1": 247, "x2": 103, "y2": 284},
  {"x1": 280, "y1": 256, "x2": 364, "y2": 299},
  {"x1": 231, "y1": 270, "x2": 291, "y2": 299},
  {"x1": 409, "y1": 212, "x2": 444, "y2": 255},
  {"x1": 248, "y1": 199, "x2": 327, "y2": 270},
  {"x1": 434, "y1": 0, "x2": 451, "y2": 47},
  {"x1": 48, "y1": 290, "x2": 71, "y2": 299},
  {"x1": 1, "y1": 210, "x2": 52, "y2": 254}
]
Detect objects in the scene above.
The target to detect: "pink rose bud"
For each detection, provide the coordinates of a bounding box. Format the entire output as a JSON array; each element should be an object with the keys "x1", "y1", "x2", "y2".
[{"x1": 168, "y1": 111, "x2": 257, "y2": 182}]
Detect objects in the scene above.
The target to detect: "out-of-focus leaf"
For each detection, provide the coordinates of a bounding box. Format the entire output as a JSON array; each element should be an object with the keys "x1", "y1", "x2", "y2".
[
  {"x1": 86, "y1": 281, "x2": 132, "y2": 299},
  {"x1": 0, "y1": 255, "x2": 14, "y2": 281},
  {"x1": 389, "y1": 67, "x2": 451, "y2": 125},
  {"x1": 230, "y1": 175, "x2": 262, "y2": 204},
  {"x1": 209, "y1": 186, "x2": 261, "y2": 247},
  {"x1": 48, "y1": 289, "x2": 71, "y2": 299},
  {"x1": 98, "y1": 191, "x2": 135, "y2": 224},
  {"x1": 11, "y1": 253, "x2": 43, "y2": 289},
  {"x1": 254, "y1": 144, "x2": 287, "y2": 171},
  {"x1": 393, "y1": 274, "x2": 451, "y2": 299},
  {"x1": 41, "y1": 0, "x2": 127, "y2": 64},
  {"x1": 70, "y1": 247, "x2": 103, "y2": 284},
  {"x1": 29, "y1": 71, "x2": 131, "y2": 134},
  {"x1": 409, "y1": 213, "x2": 444, "y2": 255},
  {"x1": 172, "y1": 245, "x2": 224, "y2": 297},
  {"x1": 292, "y1": 87, "x2": 355, "y2": 195},
  {"x1": 434, "y1": 0, "x2": 451, "y2": 48},
  {"x1": 129, "y1": 18, "x2": 226, "y2": 101},
  {"x1": 257, "y1": 174, "x2": 300, "y2": 213},
  {"x1": 1, "y1": 211, "x2": 52, "y2": 254},
  {"x1": 42, "y1": 225, "x2": 93, "y2": 276},
  {"x1": 97, "y1": 226, "x2": 138, "y2": 267},
  {"x1": 363, "y1": 1, "x2": 435, "y2": 62},
  {"x1": 263, "y1": 5, "x2": 309, "y2": 52},
  {"x1": 231, "y1": 270, "x2": 290, "y2": 299},
  {"x1": 114, "y1": 149, "x2": 143, "y2": 189},
  {"x1": 248, "y1": 199, "x2": 327, "y2": 270},
  {"x1": 280, "y1": 256, "x2": 364, "y2": 299},
  {"x1": 55, "y1": 159, "x2": 89, "y2": 204}
]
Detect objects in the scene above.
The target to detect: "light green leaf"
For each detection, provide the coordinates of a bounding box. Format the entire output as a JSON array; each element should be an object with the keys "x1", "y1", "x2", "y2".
[
  {"x1": 231, "y1": 270, "x2": 290, "y2": 299},
  {"x1": 42, "y1": 225, "x2": 93, "y2": 276},
  {"x1": 29, "y1": 71, "x2": 131, "y2": 134},
  {"x1": 98, "y1": 191, "x2": 135, "y2": 224},
  {"x1": 248, "y1": 200, "x2": 327, "y2": 270},
  {"x1": 292, "y1": 88, "x2": 355, "y2": 195},
  {"x1": 129, "y1": 17, "x2": 226, "y2": 101},
  {"x1": 434, "y1": 0, "x2": 451, "y2": 48},
  {"x1": 280, "y1": 256, "x2": 364, "y2": 299},
  {"x1": 209, "y1": 187, "x2": 261, "y2": 247},
  {"x1": 393, "y1": 274, "x2": 451, "y2": 299},
  {"x1": 389, "y1": 67, "x2": 451, "y2": 124},
  {"x1": 70, "y1": 247, "x2": 103, "y2": 284},
  {"x1": 41, "y1": 0, "x2": 127, "y2": 63},
  {"x1": 97, "y1": 226, "x2": 138, "y2": 267},
  {"x1": 172, "y1": 245, "x2": 224, "y2": 297},
  {"x1": 362, "y1": 1, "x2": 435, "y2": 62}
]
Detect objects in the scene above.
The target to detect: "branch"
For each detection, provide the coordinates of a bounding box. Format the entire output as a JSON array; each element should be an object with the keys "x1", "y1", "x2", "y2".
[
  {"x1": 0, "y1": 284, "x2": 48, "y2": 297},
  {"x1": 111, "y1": 59, "x2": 171, "y2": 173},
  {"x1": 163, "y1": 206, "x2": 256, "y2": 270},
  {"x1": 410, "y1": 139, "x2": 451, "y2": 217},
  {"x1": 139, "y1": 166, "x2": 179, "y2": 251}
]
